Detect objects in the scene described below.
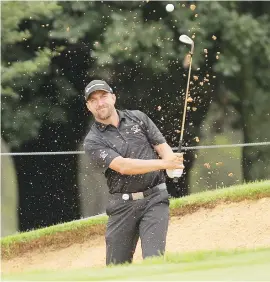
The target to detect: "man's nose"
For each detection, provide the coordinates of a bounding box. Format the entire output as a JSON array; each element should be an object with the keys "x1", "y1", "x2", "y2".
[{"x1": 96, "y1": 98, "x2": 105, "y2": 107}]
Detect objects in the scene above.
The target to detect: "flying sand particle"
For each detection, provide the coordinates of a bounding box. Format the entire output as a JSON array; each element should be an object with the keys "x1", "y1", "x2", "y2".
[
  {"x1": 190, "y1": 4, "x2": 196, "y2": 11},
  {"x1": 204, "y1": 163, "x2": 211, "y2": 169}
]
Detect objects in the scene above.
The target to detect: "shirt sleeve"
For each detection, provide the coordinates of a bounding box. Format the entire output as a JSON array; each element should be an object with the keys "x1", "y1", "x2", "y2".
[
  {"x1": 84, "y1": 139, "x2": 120, "y2": 173},
  {"x1": 135, "y1": 110, "x2": 167, "y2": 146}
]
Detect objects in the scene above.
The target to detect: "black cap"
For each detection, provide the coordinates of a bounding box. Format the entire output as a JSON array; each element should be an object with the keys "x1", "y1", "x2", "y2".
[{"x1": 84, "y1": 80, "x2": 113, "y2": 101}]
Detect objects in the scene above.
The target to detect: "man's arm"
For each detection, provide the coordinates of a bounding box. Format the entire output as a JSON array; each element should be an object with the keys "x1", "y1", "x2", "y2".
[
  {"x1": 154, "y1": 142, "x2": 183, "y2": 161},
  {"x1": 109, "y1": 156, "x2": 184, "y2": 175},
  {"x1": 154, "y1": 142, "x2": 175, "y2": 159},
  {"x1": 85, "y1": 138, "x2": 184, "y2": 176}
]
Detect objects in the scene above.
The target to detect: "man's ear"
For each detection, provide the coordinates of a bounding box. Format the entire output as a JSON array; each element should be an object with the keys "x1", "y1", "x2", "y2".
[
  {"x1": 112, "y1": 93, "x2": 116, "y2": 103},
  {"x1": 86, "y1": 101, "x2": 91, "y2": 112}
]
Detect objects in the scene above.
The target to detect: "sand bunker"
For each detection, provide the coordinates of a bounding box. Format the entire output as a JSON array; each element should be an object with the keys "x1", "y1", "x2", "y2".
[{"x1": 2, "y1": 197, "x2": 270, "y2": 274}]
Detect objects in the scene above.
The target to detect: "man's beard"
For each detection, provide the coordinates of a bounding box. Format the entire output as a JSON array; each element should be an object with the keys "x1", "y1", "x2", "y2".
[{"x1": 96, "y1": 105, "x2": 113, "y2": 120}]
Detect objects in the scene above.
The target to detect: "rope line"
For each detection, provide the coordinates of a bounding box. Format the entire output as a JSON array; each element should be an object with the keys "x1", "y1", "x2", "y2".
[{"x1": 1, "y1": 142, "x2": 270, "y2": 156}]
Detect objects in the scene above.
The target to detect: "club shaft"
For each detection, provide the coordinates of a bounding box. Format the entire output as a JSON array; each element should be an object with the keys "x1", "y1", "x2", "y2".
[
  {"x1": 173, "y1": 52, "x2": 193, "y2": 183},
  {"x1": 178, "y1": 54, "x2": 193, "y2": 151}
]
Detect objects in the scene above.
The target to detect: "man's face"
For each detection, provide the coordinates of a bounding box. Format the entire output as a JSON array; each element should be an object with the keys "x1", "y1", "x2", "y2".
[{"x1": 86, "y1": 90, "x2": 116, "y2": 121}]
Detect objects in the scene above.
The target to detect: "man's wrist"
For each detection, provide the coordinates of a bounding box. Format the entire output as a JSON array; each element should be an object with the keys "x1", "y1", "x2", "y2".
[
  {"x1": 161, "y1": 153, "x2": 175, "y2": 160},
  {"x1": 159, "y1": 159, "x2": 170, "y2": 169}
]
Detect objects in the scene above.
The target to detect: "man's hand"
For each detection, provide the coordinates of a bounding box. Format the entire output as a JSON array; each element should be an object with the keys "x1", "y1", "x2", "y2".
[
  {"x1": 154, "y1": 143, "x2": 184, "y2": 172},
  {"x1": 162, "y1": 158, "x2": 184, "y2": 171},
  {"x1": 164, "y1": 152, "x2": 184, "y2": 163},
  {"x1": 163, "y1": 153, "x2": 184, "y2": 178}
]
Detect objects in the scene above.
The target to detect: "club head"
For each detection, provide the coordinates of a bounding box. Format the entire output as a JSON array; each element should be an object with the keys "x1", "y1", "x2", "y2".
[
  {"x1": 179, "y1": 34, "x2": 194, "y2": 54},
  {"x1": 179, "y1": 35, "x2": 193, "y2": 45}
]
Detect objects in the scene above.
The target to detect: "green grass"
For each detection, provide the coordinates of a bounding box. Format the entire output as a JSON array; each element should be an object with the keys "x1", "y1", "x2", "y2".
[
  {"x1": 1, "y1": 180, "x2": 270, "y2": 250},
  {"x1": 169, "y1": 179, "x2": 270, "y2": 210},
  {"x1": 1, "y1": 215, "x2": 108, "y2": 249},
  {"x1": 3, "y1": 247, "x2": 270, "y2": 281}
]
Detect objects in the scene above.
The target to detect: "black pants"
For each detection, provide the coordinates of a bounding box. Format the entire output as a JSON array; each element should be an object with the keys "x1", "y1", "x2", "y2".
[{"x1": 105, "y1": 186, "x2": 170, "y2": 265}]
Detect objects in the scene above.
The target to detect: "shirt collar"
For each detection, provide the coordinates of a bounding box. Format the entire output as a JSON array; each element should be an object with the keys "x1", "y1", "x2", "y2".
[{"x1": 95, "y1": 109, "x2": 126, "y2": 132}]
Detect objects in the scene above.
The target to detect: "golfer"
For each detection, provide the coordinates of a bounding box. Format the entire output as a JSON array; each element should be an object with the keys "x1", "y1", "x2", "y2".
[{"x1": 84, "y1": 80, "x2": 184, "y2": 265}]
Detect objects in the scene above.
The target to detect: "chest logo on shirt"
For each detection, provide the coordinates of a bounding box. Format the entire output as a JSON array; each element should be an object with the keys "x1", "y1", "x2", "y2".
[{"x1": 131, "y1": 124, "x2": 141, "y2": 134}]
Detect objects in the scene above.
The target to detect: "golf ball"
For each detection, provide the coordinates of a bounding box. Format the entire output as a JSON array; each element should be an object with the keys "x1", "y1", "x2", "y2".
[{"x1": 166, "y1": 4, "x2": 174, "y2": 12}]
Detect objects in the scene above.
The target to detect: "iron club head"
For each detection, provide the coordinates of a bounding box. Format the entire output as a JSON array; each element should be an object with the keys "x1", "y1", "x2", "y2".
[
  {"x1": 179, "y1": 34, "x2": 194, "y2": 54},
  {"x1": 179, "y1": 34, "x2": 193, "y2": 45}
]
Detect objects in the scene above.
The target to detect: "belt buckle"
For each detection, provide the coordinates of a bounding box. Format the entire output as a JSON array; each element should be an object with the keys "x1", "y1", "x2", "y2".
[
  {"x1": 122, "y1": 194, "x2": 129, "y2": 200},
  {"x1": 131, "y1": 192, "x2": 144, "y2": 200}
]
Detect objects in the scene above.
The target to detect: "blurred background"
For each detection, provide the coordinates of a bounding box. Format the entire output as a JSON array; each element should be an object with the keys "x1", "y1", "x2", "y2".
[{"x1": 1, "y1": 1, "x2": 270, "y2": 237}]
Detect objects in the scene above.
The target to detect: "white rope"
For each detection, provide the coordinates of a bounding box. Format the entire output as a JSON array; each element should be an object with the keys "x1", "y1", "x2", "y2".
[
  {"x1": 1, "y1": 142, "x2": 270, "y2": 156},
  {"x1": 0, "y1": 151, "x2": 85, "y2": 156},
  {"x1": 180, "y1": 141, "x2": 270, "y2": 150}
]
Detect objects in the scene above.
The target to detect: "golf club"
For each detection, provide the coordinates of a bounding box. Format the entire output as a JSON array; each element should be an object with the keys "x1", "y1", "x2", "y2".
[{"x1": 173, "y1": 34, "x2": 194, "y2": 183}]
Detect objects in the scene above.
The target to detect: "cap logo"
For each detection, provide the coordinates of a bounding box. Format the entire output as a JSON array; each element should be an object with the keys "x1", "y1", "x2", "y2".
[{"x1": 86, "y1": 83, "x2": 106, "y2": 93}]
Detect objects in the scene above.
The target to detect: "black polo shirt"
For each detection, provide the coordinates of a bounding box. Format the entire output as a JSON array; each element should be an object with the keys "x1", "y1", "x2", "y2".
[{"x1": 84, "y1": 109, "x2": 167, "y2": 194}]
